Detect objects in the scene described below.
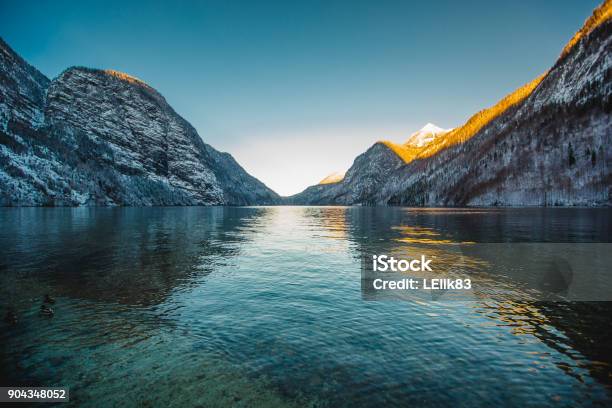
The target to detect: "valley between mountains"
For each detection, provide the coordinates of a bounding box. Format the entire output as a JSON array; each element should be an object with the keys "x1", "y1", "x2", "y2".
[{"x1": 1, "y1": 1, "x2": 610, "y2": 207}]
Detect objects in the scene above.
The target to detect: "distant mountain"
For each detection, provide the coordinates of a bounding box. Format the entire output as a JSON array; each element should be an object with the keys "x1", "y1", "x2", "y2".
[
  {"x1": 289, "y1": 141, "x2": 405, "y2": 205},
  {"x1": 403, "y1": 123, "x2": 452, "y2": 148},
  {"x1": 318, "y1": 171, "x2": 345, "y2": 185},
  {"x1": 291, "y1": 1, "x2": 611, "y2": 206},
  {"x1": 378, "y1": 123, "x2": 452, "y2": 164},
  {"x1": 0, "y1": 39, "x2": 280, "y2": 206}
]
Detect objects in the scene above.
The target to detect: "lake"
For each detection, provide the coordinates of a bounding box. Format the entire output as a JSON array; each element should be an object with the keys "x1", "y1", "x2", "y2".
[{"x1": 1, "y1": 207, "x2": 611, "y2": 407}]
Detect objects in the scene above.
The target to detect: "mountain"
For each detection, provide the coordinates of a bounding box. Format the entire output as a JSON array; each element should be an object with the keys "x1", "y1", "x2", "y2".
[
  {"x1": 291, "y1": 1, "x2": 611, "y2": 206},
  {"x1": 404, "y1": 123, "x2": 452, "y2": 148},
  {"x1": 378, "y1": 123, "x2": 452, "y2": 164},
  {"x1": 290, "y1": 123, "x2": 451, "y2": 205},
  {"x1": 318, "y1": 171, "x2": 345, "y2": 185},
  {"x1": 289, "y1": 141, "x2": 405, "y2": 204},
  {"x1": 0, "y1": 39, "x2": 280, "y2": 206}
]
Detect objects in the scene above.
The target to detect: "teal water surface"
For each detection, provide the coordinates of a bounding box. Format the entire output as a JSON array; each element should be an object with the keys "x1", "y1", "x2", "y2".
[{"x1": 1, "y1": 207, "x2": 611, "y2": 407}]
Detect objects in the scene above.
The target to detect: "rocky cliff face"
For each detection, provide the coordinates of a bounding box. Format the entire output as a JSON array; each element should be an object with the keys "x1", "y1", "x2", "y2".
[
  {"x1": 289, "y1": 142, "x2": 404, "y2": 205},
  {"x1": 291, "y1": 6, "x2": 611, "y2": 207},
  {"x1": 0, "y1": 40, "x2": 280, "y2": 206}
]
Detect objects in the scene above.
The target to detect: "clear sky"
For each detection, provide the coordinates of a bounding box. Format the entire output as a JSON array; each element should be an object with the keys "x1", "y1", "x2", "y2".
[{"x1": 0, "y1": 0, "x2": 602, "y2": 195}]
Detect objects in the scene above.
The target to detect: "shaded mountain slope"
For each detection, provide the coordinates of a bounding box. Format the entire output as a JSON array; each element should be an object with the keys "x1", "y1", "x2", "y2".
[{"x1": 0, "y1": 41, "x2": 280, "y2": 206}]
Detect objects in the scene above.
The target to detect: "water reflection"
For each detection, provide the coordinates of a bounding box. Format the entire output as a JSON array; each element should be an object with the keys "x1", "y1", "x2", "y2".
[
  {"x1": 314, "y1": 206, "x2": 612, "y2": 392},
  {"x1": 0, "y1": 207, "x2": 271, "y2": 307},
  {"x1": 474, "y1": 300, "x2": 612, "y2": 389},
  {"x1": 0, "y1": 207, "x2": 611, "y2": 406}
]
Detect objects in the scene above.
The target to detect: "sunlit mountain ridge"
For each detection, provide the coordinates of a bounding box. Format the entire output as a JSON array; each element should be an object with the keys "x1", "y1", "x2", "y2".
[
  {"x1": 318, "y1": 123, "x2": 451, "y2": 186},
  {"x1": 318, "y1": 171, "x2": 345, "y2": 185},
  {"x1": 380, "y1": 123, "x2": 453, "y2": 163},
  {"x1": 291, "y1": 0, "x2": 611, "y2": 206},
  {"x1": 560, "y1": 0, "x2": 611, "y2": 58},
  {"x1": 404, "y1": 123, "x2": 453, "y2": 148},
  {"x1": 378, "y1": 0, "x2": 611, "y2": 166},
  {"x1": 104, "y1": 69, "x2": 150, "y2": 88},
  {"x1": 381, "y1": 74, "x2": 547, "y2": 164}
]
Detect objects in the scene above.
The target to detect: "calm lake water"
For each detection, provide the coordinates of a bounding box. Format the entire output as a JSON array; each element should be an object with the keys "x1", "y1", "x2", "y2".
[{"x1": 1, "y1": 207, "x2": 611, "y2": 407}]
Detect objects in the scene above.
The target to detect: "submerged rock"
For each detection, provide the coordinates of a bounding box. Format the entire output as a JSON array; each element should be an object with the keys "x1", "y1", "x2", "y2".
[
  {"x1": 39, "y1": 304, "x2": 54, "y2": 317},
  {"x1": 4, "y1": 309, "x2": 18, "y2": 325}
]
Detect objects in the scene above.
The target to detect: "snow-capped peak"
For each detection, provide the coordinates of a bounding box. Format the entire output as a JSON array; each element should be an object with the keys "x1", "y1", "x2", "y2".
[
  {"x1": 405, "y1": 123, "x2": 452, "y2": 147},
  {"x1": 420, "y1": 123, "x2": 446, "y2": 134}
]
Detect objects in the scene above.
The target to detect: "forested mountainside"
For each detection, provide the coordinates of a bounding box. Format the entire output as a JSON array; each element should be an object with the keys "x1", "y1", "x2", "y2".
[{"x1": 291, "y1": 2, "x2": 611, "y2": 206}]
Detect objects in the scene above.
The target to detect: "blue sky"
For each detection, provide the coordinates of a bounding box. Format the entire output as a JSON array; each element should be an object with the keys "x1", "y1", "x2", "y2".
[{"x1": 0, "y1": 0, "x2": 601, "y2": 195}]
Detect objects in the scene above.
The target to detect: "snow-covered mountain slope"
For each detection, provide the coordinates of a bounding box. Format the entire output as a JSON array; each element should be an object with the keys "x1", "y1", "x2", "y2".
[
  {"x1": 0, "y1": 40, "x2": 280, "y2": 206},
  {"x1": 291, "y1": 1, "x2": 611, "y2": 206},
  {"x1": 404, "y1": 123, "x2": 452, "y2": 147}
]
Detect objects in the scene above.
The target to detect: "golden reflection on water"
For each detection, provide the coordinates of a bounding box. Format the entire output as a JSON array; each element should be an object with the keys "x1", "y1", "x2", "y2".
[
  {"x1": 476, "y1": 300, "x2": 551, "y2": 336},
  {"x1": 387, "y1": 224, "x2": 489, "y2": 301},
  {"x1": 392, "y1": 225, "x2": 476, "y2": 245},
  {"x1": 383, "y1": 215, "x2": 612, "y2": 386},
  {"x1": 300, "y1": 207, "x2": 349, "y2": 243}
]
